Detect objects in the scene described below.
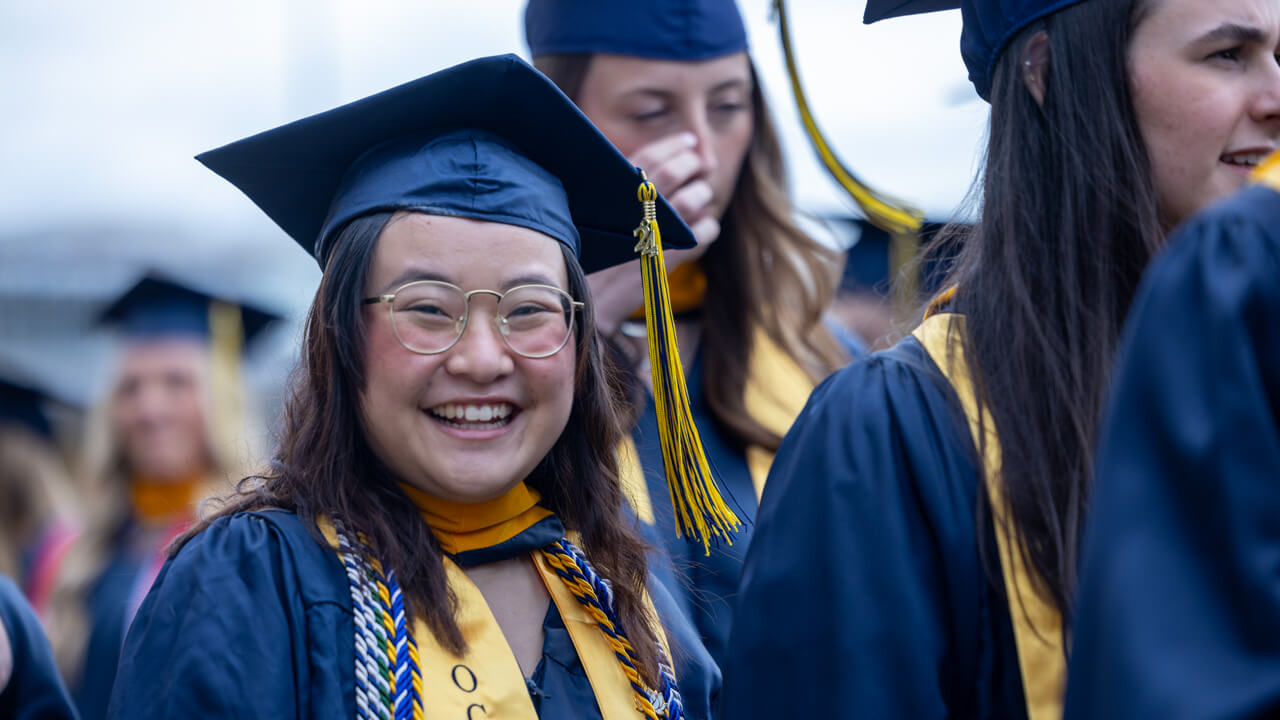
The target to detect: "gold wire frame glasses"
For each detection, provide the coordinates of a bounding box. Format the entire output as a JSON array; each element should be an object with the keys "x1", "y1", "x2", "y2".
[{"x1": 361, "y1": 280, "x2": 584, "y2": 359}]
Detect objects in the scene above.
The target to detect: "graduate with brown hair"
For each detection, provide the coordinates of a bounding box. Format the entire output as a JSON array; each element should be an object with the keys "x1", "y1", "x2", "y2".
[{"x1": 106, "y1": 54, "x2": 723, "y2": 719}]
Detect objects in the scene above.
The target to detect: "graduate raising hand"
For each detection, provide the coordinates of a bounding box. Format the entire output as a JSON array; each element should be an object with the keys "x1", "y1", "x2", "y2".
[{"x1": 524, "y1": 0, "x2": 859, "y2": 669}]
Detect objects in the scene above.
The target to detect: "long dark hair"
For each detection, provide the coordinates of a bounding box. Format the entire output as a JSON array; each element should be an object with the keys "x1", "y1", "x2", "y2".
[
  {"x1": 186, "y1": 211, "x2": 662, "y2": 681},
  {"x1": 535, "y1": 54, "x2": 849, "y2": 451},
  {"x1": 938, "y1": 0, "x2": 1161, "y2": 617}
]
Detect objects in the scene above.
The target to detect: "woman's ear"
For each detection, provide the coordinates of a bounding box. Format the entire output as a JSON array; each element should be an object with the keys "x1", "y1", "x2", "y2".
[{"x1": 1021, "y1": 31, "x2": 1051, "y2": 106}]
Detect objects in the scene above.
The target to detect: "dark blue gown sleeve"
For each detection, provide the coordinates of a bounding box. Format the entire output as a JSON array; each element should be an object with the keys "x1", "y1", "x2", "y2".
[
  {"x1": 647, "y1": 573, "x2": 720, "y2": 720},
  {"x1": 1064, "y1": 185, "x2": 1280, "y2": 719},
  {"x1": 720, "y1": 341, "x2": 1026, "y2": 719},
  {"x1": 0, "y1": 575, "x2": 77, "y2": 720},
  {"x1": 106, "y1": 512, "x2": 354, "y2": 719}
]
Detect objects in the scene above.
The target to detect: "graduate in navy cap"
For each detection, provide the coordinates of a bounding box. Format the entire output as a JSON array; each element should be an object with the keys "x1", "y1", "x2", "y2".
[
  {"x1": 722, "y1": 0, "x2": 1280, "y2": 717},
  {"x1": 106, "y1": 54, "x2": 728, "y2": 719},
  {"x1": 45, "y1": 273, "x2": 278, "y2": 720},
  {"x1": 525, "y1": 0, "x2": 857, "y2": 667},
  {"x1": 0, "y1": 575, "x2": 77, "y2": 720},
  {"x1": 1063, "y1": 154, "x2": 1280, "y2": 718}
]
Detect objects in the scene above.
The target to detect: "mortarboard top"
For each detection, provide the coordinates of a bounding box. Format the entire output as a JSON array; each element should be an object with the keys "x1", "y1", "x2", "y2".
[
  {"x1": 524, "y1": 0, "x2": 748, "y2": 61},
  {"x1": 0, "y1": 378, "x2": 54, "y2": 439},
  {"x1": 98, "y1": 274, "x2": 279, "y2": 349},
  {"x1": 197, "y1": 54, "x2": 696, "y2": 274},
  {"x1": 864, "y1": 0, "x2": 1090, "y2": 101}
]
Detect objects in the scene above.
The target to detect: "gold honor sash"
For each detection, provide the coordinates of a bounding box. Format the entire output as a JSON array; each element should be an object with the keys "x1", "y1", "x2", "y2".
[
  {"x1": 912, "y1": 312, "x2": 1065, "y2": 720},
  {"x1": 319, "y1": 520, "x2": 671, "y2": 719}
]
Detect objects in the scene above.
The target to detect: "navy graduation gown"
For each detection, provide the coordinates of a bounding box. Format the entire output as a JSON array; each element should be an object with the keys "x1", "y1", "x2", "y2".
[
  {"x1": 720, "y1": 338, "x2": 1026, "y2": 719},
  {"x1": 0, "y1": 575, "x2": 77, "y2": 720},
  {"x1": 74, "y1": 543, "x2": 146, "y2": 720},
  {"x1": 107, "y1": 510, "x2": 719, "y2": 719},
  {"x1": 1064, "y1": 185, "x2": 1280, "y2": 718}
]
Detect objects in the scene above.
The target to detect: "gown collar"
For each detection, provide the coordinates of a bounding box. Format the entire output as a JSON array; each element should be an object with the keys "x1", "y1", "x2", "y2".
[
  {"x1": 130, "y1": 472, "x2": 203, "y2": 526},
  {"x1": 397, "y1": 481, "x2": 564, "y2": 567}
]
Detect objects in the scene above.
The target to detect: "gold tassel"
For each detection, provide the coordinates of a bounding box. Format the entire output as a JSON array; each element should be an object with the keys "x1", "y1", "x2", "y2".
[
  {"x1": 772, "y1": 0, "x2": 927, "y2": 322},
  {"x1": 633, "y1": 175, "x2": 742, "y2": 554},
  {"x1": 772, "y1": 0, "x2": 925, "y2": 236}
]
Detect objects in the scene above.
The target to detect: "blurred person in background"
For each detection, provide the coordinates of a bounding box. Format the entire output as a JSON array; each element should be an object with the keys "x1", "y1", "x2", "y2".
[
  {"x1": 106, "y1": 55, "x2": 721, "y2": 719},
  {"x1": 723, "y1": 0, "x2": 1280, "y2": 717},
  {"x1": 525, "y1": 0, "x2": 856, "y2": 666},
  {"x1": 1064, "y1": 154, "x2": 1280, "y2": 717},
  {"x1": 47, "y1": 274, "x2": 277, "y2": 720},
  {"x1": 0, "y1": 378, "x2": 79, "y2": 614},
  {"x1": 0, "y1": 575, "x2": 76, "y2": 719}
]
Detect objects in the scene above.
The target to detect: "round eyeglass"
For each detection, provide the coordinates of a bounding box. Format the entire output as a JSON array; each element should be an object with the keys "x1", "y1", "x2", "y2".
[{"x1": 361, "y1": 280, "x2": 584, "y2": 359}]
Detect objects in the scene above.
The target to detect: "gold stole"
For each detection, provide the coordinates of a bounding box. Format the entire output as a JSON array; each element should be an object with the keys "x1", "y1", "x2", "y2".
[
  {"x1": 319, "y1": 521, "x2": 671, "y2": 719},
  {"x1": 129, "y1": 472, "x2": 206, "y2": 525},
  {"x1": 1253, "y1": 150, "x2": 1280, "y2": 192},
  {"x1": 911, "y1": 312, "x2": 1065, "y2": 720},
  {"x1": 619, "y1": 325, "x2": 815, "y2": 524}
]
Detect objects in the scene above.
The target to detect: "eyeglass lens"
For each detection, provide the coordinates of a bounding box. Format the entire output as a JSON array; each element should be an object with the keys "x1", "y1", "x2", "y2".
[{"x1": 389, "y1": 282, "x2": 574, "y2": 358}]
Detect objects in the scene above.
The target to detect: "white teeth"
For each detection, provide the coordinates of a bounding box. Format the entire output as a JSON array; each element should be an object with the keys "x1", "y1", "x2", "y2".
[
  {"x1": 1224, "y1": 153, "x2": 1267, "y2": 167},
  {"x1": 428, "y1": 403, "x2": 514, "y2": 425}
]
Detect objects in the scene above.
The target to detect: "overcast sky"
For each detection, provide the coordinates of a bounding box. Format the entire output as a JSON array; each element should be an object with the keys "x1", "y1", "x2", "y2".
[{"x1": 0, "y1": 1, "x2": 988, "y2": 404}]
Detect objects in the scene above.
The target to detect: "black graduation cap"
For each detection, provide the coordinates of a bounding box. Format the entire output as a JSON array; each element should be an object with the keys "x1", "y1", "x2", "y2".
[
  {"x1": 0, "y1": 378, "x2": 54, "y2": 439},
  {"x1": 197, "y1": 54, "x2": 696, "y2": 273},
  {"x1": 98, "y1": 274, "x2": 279, "y2": 349},
  {"x1": 524, "y1": 0, "x2": 748, "y2": 61},
  {"x1": 864, "y1": 0, "x2": 1091, "y2": 101}
]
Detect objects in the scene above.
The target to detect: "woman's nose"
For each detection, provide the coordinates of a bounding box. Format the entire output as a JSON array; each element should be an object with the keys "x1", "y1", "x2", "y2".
[{"x1": 442, "y1": 306, "x2": 516, "y2": 383}]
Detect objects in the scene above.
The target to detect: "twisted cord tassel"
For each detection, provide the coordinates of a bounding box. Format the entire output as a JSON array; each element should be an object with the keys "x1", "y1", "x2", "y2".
[
  {"x1": 338, "y1": 527, "x2": 422, "y2": 720},
  {"x1": 367, "y1": 556, "x2": 399, "y2": 706},
  {"x1": 386, "y1": 568, "x2": 424, "y2": 720},
  {"x1": 633, "y1": 177, "x2": 742, "y2": 554},
  {"x1": 342, "y1": 528, "x2": 674, "y2": 719},
  {"x1": 541, "y1": 539, "x2": 685, "y2": 720},
  {"x1": 339, "y1": 531, "x2": 394, "y2": 720}
]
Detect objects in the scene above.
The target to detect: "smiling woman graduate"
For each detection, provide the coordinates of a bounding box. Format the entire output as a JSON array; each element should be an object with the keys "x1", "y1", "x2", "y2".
[
  {"x1": 105, "y1": 55, "x2": 726, "y2": 720},
  {"x1": 721, "y1": 0, "x2": 1280, "y2": 718}
]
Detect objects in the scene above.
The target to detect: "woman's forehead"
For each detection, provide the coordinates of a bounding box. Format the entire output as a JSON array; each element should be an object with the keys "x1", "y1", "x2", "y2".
[
  {"x1": 370, "y1": 213, "x2": 570, "y2": 292},
  {"x1": 586, "y1": 52, "x2": 753, "y2": 97}
]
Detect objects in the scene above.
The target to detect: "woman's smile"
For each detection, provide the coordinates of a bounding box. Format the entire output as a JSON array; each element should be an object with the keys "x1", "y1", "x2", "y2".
[
  {"x1": 425, "y1": 398, "x2": 521, "y2": 435},
  {"x1": 359, "y1": 212, "x2": 577, "y2": 503}
]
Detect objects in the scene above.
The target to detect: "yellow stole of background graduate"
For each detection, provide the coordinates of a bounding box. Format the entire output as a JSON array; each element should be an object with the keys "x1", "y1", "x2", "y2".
[
  {"x1": 619, "y1": 324, "x2": 815, "y2": 525},
  {"x1": 1253, "y1": 150, "x2": 1280, "y2": 193},
  {"x1": 911, "y1": 312, "x2": 1065, "y2": 720},
  {"x1": 319, "y1": 519, "x2": 670, "y2": 718}
]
